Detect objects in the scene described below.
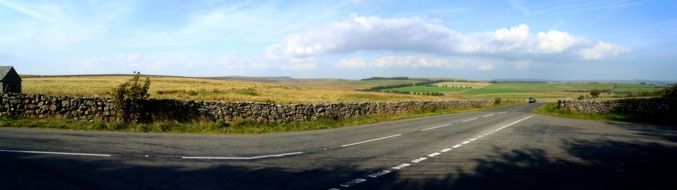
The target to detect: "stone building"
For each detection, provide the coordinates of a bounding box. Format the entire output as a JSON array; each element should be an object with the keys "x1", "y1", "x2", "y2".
[{"x1": 0, "y1": 66, "x2": 21, "y2": 94}]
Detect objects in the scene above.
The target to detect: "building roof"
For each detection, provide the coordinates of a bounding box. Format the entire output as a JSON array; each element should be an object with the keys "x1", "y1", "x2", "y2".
[{"x1": 0, "y1": 66, "x2": 19, "y2": 81}]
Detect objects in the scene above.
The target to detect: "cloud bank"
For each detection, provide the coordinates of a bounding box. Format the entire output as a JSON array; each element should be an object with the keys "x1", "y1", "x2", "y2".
[{"x1": 268, "y1": 14, "x2": 630, "y2": 61}]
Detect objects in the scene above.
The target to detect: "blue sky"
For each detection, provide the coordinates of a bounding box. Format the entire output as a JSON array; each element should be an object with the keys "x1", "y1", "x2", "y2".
[{"x1": 0, "y1": 0, "x2": 675, "y2": 80}]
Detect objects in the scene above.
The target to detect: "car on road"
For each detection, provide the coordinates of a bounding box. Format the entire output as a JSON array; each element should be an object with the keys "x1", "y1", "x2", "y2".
[{"x1": 528, "y1": 97, "x2": 536, "y2": 103}]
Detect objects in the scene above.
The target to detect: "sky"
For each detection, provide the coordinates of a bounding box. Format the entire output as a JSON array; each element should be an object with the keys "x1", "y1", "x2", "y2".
[{"x1": 0, "y1": 0, "x2": 675, "y2": 80}]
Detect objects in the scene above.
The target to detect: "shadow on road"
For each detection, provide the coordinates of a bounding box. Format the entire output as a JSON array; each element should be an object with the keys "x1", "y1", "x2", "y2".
[
  {"x1": 607, "y1": 121, "x2": 677, "y2": 142},
  {"x1": 360, "y1": 139, "x2": 677, "y2": 190},
  {"x1": 0, "y1": 153, "x2": 371, "y2": 190}
]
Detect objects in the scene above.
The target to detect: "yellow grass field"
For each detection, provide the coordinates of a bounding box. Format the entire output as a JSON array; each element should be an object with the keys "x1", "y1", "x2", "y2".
[{"x1": 22, "y1": 76, "x2": 448, "y2": 104}]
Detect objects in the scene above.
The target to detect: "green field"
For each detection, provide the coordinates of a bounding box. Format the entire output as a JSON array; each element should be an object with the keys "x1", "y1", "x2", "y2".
[
  {"x1": 390, "y1": 86, "x2": 470, "y2": 93},
  {"x1": 614, "y1": 84, "x2": 663, "y2": 93},
  {"x1": 377, "y1": 82, "x2": 662, "y2": 100}
]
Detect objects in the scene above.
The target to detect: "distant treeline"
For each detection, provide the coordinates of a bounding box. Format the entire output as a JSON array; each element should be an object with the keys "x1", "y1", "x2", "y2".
[
  {"x1": 380, "y1": 90, "x2": 445, "y2": 96},
  {"x1": 361, "y1": 77, "x2": 410, "y2": 81},
  {"x1": 490, "y1": 80, "x2": 547, "y2": 83}
]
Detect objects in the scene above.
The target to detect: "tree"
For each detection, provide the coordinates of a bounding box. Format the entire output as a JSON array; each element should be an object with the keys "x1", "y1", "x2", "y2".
[
  {"x1": 590, "y1": 89, "x2": 601, "y2": 98},
  {"x1": 112, "y1": 72, "x2": 151, "y2": 123}
]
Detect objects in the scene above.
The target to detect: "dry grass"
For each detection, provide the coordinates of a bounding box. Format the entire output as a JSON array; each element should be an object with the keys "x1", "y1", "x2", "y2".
[{"x1": 23, "y1": 76, "x2": 448, "y2": 104}]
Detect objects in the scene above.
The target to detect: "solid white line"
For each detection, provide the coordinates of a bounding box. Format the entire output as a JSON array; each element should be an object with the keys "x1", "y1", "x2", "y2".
[
  {"x1": 452, "y1": 144, "x2": 462, "y2": 148},
  {"x1": 411, "y1": 157, "x2": 428, "y2": 163},
  {"x1": 181, "y1": 151, "x2": 303, "y2": 160},
  {"x1": 462, "y1": 118, "x2": 478, "y2": 122},
  {"x1": 461, "y1": 140, "x2": 471, "y2": 144},
  {"x1": 341, "y1": 134, "x2": 402, "y2": 147},
  {"x1": 440, "y1": 148, "x2": 452, "y2": 152},
  {"x1": 469, "y1": 138, "x2": 477, "y2": 141},
  {"x1": 368, "y1": 170, "x2": 392, "y2": 178},
  {"x1": 340, "y1": 178, "x2": 367, "y2": 188},
  {"x1": 421, "y1": 124, "x2": 451, "y2": 131},
  {"x1": 428, "y1": 152, "x2": 441, "y2": 157},
  {"x1": 0, "y1": 149, "x2": 111, "y2": 157},
  {"x1": 483, "y1": 114, "x2": 495, "y2": 117},
  {"x1": 392, "y1": 163, "x2": 411, "y2": 170}
]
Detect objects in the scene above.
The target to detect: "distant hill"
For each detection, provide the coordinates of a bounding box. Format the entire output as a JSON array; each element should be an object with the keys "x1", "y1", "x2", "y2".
[{"x1": 361, "y1": 77, "x2": 410, "y2": 81}]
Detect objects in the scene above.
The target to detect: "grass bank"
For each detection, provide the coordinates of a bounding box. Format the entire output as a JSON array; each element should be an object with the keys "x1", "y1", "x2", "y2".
[
  {"x1": 1, "y1": 103, "x2": 517, "y2": 134},
  {"x1": 533, "y1": 102, "x2": 635, "y2": 122}
]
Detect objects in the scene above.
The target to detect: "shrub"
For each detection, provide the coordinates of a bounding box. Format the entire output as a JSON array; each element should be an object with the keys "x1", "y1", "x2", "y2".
[
  {"x1": 590, "y1": 90, "x2": 601, "y2": 98},
  {"x1": 494, "y1": 98, "x2": 502, "y2": 105},
  {"x1": 577, "y1": 95, "x2": 586, "y2": 100},
  {"x1": 111, "y1": 72, "x2": 151, "y2": 123}
]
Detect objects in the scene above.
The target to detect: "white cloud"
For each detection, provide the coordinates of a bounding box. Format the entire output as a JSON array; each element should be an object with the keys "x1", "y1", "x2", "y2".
[
  {"x1": 336, "y1": 57, "x2": 367, "y2": 68},
  {"x1": 535, "y1": 30, "x2": 580, "y2": 53},
  {"x1": 338, "y1": 55, "x2": 495, "y2": 70},
  {"x1": 579, "y1": 42, "x2": 631, "y2": 60},
  {"x1": 268, "y1": 15, "x2": 630, "y2": 61}
]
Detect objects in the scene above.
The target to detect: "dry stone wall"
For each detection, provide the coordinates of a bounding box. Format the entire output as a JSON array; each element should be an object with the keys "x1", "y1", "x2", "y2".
[
  {"x1": 556, "y1": 98, "x2": 677, "y2": 115},
  {"x1": 1, "y1": 93, "x2": 511, "y2": 123}
]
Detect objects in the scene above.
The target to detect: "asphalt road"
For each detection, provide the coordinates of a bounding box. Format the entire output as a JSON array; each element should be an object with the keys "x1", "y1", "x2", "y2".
[{"x1": 1, "y1": 103, "x2": 676, "y2": 190}]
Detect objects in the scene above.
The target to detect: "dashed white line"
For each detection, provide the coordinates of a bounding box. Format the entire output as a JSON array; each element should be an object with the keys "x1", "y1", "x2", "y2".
[
  {"x1": 181, "y1": 151, "x2": 303, "y2": 160},
  {"x1": 421, "y1": 124, "x2": 451, "y2": 131},
  {"x1": 392, "y1": 163, "x2": 411, "y2": 170},
  {"x1": 428, "y1": 152, "x2": 441, "y2": 157},
  {"x1": 330, "y1": 114, "x2": 536, "y2": 189},
  {"x1": 368, "y1": 170, "x2": 391, "y2": 178},
  {"x1": 340, "y1": 178, "x2": 367, "y2": 188},
  {"x1": 462, "y1": 117, "x2": 478, "y2": 122},
  {"x1": 341, "y1": 134, "x2": 402, "y2": 147},
  {"x1": 482, "y1": 113, "x2": 495, "y2": 117},
  {"x1": 0, "y1": 149, "x2": 112, "y2": 157},
  {"x1": 411, "y1": 157, "x2": 428, "y2": 163}
]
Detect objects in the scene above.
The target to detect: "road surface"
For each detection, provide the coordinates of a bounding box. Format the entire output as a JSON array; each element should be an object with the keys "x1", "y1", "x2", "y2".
[{"x1": 1, "y1": 103, "x2": 676, "y2": 189}]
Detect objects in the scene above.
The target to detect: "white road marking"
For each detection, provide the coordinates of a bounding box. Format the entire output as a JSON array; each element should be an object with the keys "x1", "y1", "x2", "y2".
[
  {"x1": 328, "y1": 188, "x2": 340, "y2": 190},
  {"x1": 462, "y1": 118, "x2": 478, "y2": 122},
  {"x1": 340, "y1": 178, "x2": 367, "y2": 188},
  {"x1": 330, "y1": 114, "x2": 536, "y2": 189},
  {"x1": 411, "y1": 157, "x2": 428, "y2": 163},
  {"x1": 181, "y1": 151, "x2": 303, "y2": 160},
  {"x1": 392, "y1": 163, "x2": 411, "y2": 170},
  {"x1": 341, "y1": 134, "x2": 402, "y2": 147},
  {"x1": 482, "y1": 114, "x2": 495, "y2": 117},
  {"x1": 0, "y1": 149, "x2": 111, "y2": 157},
  {"x1": 368, "y1": 170, "x2": 391, "y2": 178},
  {"x1": 421, "y1": 124, "x2": 451, "y2": 131},
  {"x1": 428, "y1": 152, "x2": 441, "y2": 157},
  {"x1": 497, "y1": 111, "x2": 507, "y2": 114}
]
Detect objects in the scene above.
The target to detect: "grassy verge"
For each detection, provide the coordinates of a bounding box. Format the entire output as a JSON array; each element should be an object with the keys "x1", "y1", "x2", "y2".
[
  {"x1": 1, "y1": 103, "x2": 517, "y2": 134},
  {"x1": 533, "y1": 102, "x2": 635, "y2": 122}
]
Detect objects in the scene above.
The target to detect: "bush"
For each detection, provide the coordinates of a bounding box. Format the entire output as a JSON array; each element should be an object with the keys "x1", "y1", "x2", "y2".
[
  {"x1": 111, "y1": 72, "x2": 151, "y2": 123},
  {"x1": 494, "y1": 98, "x2": 502, "y2": 105},
  {"x1": 577, "y1": 95, "x2": 586, "y2": 100},
  {"x1": 590, "y1": 90, "x2": 601, "y2": 98}
]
